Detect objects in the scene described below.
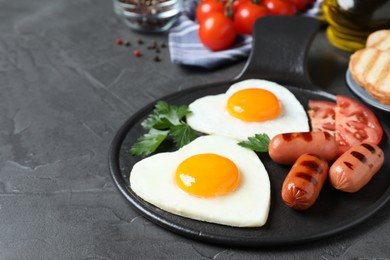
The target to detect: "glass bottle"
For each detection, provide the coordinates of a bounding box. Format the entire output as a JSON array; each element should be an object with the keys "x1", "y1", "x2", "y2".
[{"x1": 323, "y1": 0, "x2": 390, "y2": 52}]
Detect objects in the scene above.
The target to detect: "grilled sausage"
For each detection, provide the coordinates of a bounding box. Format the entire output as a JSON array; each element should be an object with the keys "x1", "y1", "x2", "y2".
[
  {"x1": 269, "y1": 132, "x2": 339, "y2": 165},
  {"x1": 329, "y1": 142, "x2": 384, "y2": 192},
  {"x1": 281, "y1": 153, "x2": 329, "y2": 210}
]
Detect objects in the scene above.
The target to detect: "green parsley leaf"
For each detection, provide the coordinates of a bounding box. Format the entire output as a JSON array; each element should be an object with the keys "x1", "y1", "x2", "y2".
[
  {"x1": 129, "y1": 129, "x2": 169, "y2": 156},
  {"x1": 238, "y1": 133, "x2": 270, "y2": 152},
  {"x1": 175, "y1": 104, "x2": 192, "y2": 120},
  {"x1": 130, "y1": 101, "x2": 197, "y2": 156},
  {"x1": 150, "y1": 117, "x2": 174, "y2": 130},
  {"x1": 141, "y1": 114, "x2": 163, "y2": 130},
  {"x1": 141, "y1": 101, "x2": 191, "y2": 130},
  {"x1": 170, "y1": 124, "x2": 197, "y2": 148}
]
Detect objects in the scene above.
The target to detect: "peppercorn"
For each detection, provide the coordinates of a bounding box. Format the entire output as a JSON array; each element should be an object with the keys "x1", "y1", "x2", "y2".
[
  {"x1": 154, "y1": 55, "x2": 161, "y2": 62},
  {"x1": 147, "y1": 40, "x2": 157, "y2": 50}
]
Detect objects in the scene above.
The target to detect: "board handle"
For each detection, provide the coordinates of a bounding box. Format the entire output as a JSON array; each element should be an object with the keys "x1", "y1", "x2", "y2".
[{"x1": 236, "y1": 16, "x2": 321, "y2": 88}]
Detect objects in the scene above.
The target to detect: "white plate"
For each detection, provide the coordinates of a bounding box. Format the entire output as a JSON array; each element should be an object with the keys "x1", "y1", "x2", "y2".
[{"x1": 346, "y1": 69, "x2": 390, "y2": 112}]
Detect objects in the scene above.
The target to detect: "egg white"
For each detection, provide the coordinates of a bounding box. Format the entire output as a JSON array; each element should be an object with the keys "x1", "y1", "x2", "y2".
[
  {"x1": 130, "y1": 135, "x2": 271, "y2": 227},
  {"x1": 186, "y1": 79, "x2": 309, "y2": 140}
]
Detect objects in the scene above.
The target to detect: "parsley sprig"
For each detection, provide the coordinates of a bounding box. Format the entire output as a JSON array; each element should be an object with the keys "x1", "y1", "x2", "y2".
[
  {"x1": 238, "y1": 133, "x2": 270, "y2": 152},
  {"x1": 129, "y1": 101, "x2": 197, "y2": 156}
]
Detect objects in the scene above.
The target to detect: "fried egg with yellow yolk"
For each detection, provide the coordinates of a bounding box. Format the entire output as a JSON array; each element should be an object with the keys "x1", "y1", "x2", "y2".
[
  {"x1": 186, "y1": 79, "x2": 309, "y2": 140},
  {"x1": 130, "y1": 135, "x2": 271, "y2": 227}
]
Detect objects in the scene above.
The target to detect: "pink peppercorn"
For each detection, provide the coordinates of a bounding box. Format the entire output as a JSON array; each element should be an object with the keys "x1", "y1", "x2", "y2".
[{"x1": 133, "y1": 50, "x2": 141, "y2": 57}]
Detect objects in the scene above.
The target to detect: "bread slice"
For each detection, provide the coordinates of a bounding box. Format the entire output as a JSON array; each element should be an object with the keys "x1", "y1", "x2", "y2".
[
  {"x1": 366, "y1": 30, "x2": 390, "y2": 51},
  {"x1": 349, "y1": 48, "x2": 390, "y2": 105}
]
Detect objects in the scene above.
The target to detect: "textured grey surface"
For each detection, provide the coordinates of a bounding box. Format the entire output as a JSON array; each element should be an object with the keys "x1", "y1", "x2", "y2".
[{"x1": 1, "y1": 0, "x2": 389, "y2": 259}]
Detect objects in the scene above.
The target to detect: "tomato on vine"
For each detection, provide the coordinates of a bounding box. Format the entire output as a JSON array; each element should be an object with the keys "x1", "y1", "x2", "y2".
[
  {"x1": 231, "y1": 0, "x2": 250, "y2": 13},
  {"x1": 195, "y1": 0, "x2": 306, "y2": 50},
  {"x1": 198, "y1": 12, "x2": 237, "y2": 51},
  {"x1": 289, "y1": 0, "x2": 310, "y2": 11},
  {"x1": 233, "y1": 1, "x2": 269, "y2": 35},
  {"x1": 263, "y1": 0, "x2": 297, "y2": 16},
  {"x1": 196, "y1": 0, "x2": 225, "y2": 24}
]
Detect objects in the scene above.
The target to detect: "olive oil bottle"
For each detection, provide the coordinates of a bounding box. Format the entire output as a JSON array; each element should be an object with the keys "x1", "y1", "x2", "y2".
[{"x1": 323, "y1": 0, "x2": 390, "y2": 52}]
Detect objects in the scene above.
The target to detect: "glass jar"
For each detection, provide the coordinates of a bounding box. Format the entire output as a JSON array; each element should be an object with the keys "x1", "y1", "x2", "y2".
[
  {"x1": 323, "y1": 0, "x2": 390, "y2": 52},
  {"x1": 113, "y1": 0, "x2": 183, "y2": 33}
]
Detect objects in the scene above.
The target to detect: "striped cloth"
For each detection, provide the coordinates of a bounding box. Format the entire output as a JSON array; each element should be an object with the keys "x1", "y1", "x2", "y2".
[{"x1": 168, "y1": 0, "x2": 323, "y2": 69}]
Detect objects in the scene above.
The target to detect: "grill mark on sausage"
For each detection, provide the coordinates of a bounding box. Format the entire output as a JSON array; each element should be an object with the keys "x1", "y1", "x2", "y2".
[
  {"x1": 344, "y1": 161, "x2": 354, "y2": 170},
  {"x1": 301, "y1": 159, "x2": 322, "y2": 172},
  {"x1": 306, "y1": 153, "x2": 322, "y2": 160},
  {"x1": 282, "y1": 132, "x2": 313, "y2": 142},
  {"x1": 282, "y1": 133, "x2": 293, "y2": 141},
  {"x1": 361, "y1": 143, "x2": 376, "y2": 153},
  {"x1": 302, "y1": 132, "x2": 313, "y2": 142},
  {"x1": 295, "y1": 172, "x2": 318, "y2": 185},
  {"x1": 323, "y1": 132, "x2": 331, "y2": 141},
  {"x1": 351, "y1": 151, "x2": 367, "y2": 163}
]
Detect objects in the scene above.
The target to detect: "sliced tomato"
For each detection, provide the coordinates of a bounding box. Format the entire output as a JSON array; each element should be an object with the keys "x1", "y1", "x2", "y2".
[
  {"x1": 335, "y1": 95, "x2": 383, "y2": 154},
  {"x1": 308, "y1": 99, "x2": 336, "y2": 136}
]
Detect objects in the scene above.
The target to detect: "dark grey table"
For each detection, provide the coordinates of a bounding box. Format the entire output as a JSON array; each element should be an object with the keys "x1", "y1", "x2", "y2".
[{"x1": 1, "y1": 0, "x2": 389, "y2": 259}]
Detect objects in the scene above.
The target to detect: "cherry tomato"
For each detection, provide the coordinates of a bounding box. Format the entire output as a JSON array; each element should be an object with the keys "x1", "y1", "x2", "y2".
[
  {"x1": 335, "y1": 95, "x2": 383, "y2": 154},
  {"x1": 233, "y1": 2, "x2": 269, "y2": 35},
  {"x1": 196, "y1": 0, "x2": 225, "y2": 24},
  {"x1": 231, "y1": 0, "x2": 250, "y2": 13},
  {"x1": 308, "y1": 99, "x2": 336, "y2": 137},
  {"x1": 263, "y1": 0, "x2": 297, "y2": 16},
  {"x1": 198, "y1": 13, "x2": 237, "y2": 51},
  {"x1": 289, "y1": 0, "x2": 310, "y2": 11}
]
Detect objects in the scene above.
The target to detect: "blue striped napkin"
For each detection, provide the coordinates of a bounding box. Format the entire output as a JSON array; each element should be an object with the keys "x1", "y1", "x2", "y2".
[{"x1": 169, "y1": 0, "x2": 323, "y2": 69}]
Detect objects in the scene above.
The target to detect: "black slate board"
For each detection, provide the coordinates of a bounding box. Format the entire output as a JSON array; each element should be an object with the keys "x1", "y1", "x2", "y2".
[
  {"x1": 109, "y1": 17, "x2": 390, "y2": 247},
  {"x1": 109, "y1": 81, "x2": 390, "y2": 247}
]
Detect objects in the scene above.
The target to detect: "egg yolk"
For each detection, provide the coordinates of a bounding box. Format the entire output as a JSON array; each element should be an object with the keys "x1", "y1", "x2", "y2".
[
  {"x1": 174, "y1": 153, "x2": 240, "y2": 198},
  {"x1": 226, "y1": 88, "x2": 281, "y2": 122}
]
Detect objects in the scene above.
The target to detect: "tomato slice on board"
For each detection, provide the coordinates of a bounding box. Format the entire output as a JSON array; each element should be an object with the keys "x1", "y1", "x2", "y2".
[
  {"x1": 308, "y1": 96, "x2": 383, "y2": 155},
  {"x1": 308, "y1": 99, "x2": 336, "y2": 136},
  {"x1": 335, "y1": 95, "x2": 383, "y2": 154}
]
